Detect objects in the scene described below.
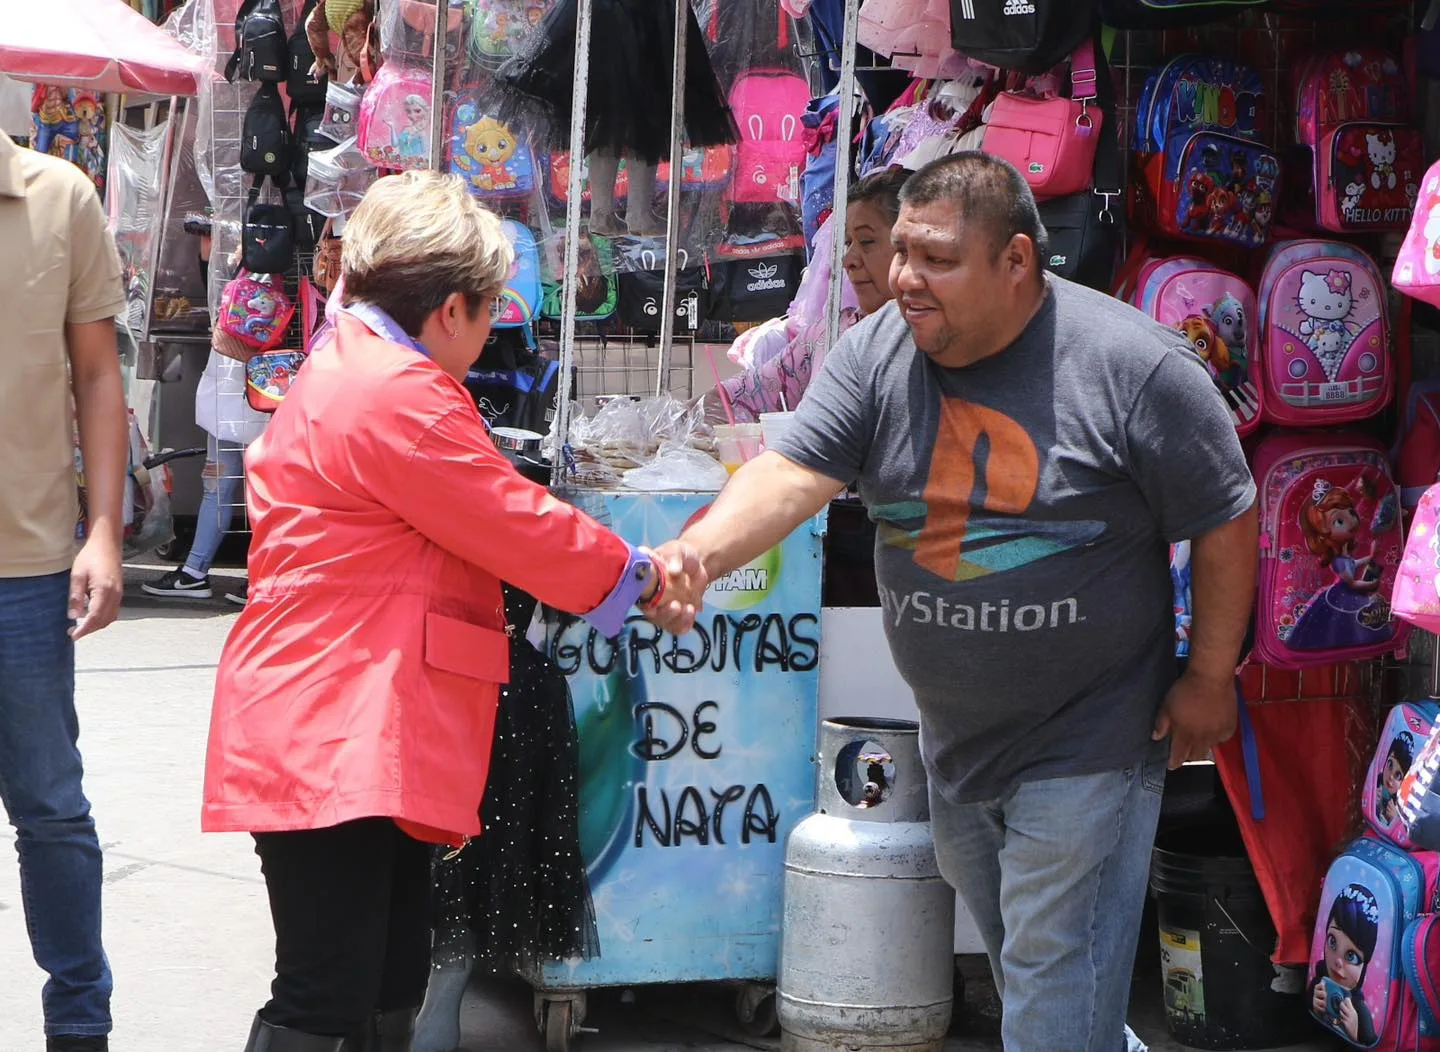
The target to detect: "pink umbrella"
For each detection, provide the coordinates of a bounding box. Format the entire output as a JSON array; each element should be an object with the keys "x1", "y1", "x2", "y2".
[{"x1": 0, "y1": 0, "x2": 210, "y2": 96}]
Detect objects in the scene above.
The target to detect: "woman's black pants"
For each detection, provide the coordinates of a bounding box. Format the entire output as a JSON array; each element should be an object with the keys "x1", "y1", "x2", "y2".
[{"x1": 252, "y1": 817, "x2": 432, "y2": 1036}]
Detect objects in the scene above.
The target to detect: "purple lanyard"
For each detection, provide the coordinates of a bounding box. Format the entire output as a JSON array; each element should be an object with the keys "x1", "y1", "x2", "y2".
[{"x1": 339, "y1": 302, "x2": 430, "y2": 358}]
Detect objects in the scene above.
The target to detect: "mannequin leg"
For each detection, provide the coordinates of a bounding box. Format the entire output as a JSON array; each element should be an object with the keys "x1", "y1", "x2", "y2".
[
  {"x1": 585, "y1": 150, "x2": 623, "y2": 237},
  {"x1": 623, "y1": 158, "x2": 667, "y2": 237}
]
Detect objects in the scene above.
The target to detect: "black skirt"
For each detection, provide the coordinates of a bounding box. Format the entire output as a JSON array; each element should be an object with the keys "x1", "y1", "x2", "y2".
[
  {"x1": 495, "y1": 0, "x2": 737, "y2": 165},
  {"x1": 430, "y1": 595, "x2": 599, "y2": 970}
]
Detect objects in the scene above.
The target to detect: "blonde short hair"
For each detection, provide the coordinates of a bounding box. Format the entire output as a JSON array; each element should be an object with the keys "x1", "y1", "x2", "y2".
[{"x1": 341, "y1": 170, "x2": 514, "y2": 336}]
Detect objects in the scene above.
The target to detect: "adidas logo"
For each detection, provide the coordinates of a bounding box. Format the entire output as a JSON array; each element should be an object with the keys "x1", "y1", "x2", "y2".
[
  {"x1": 1003, "y1": 0, "x2": 1036, "y2": 12},
  {"x1": 746, "y1": 262, "x2": 787, "y2": 293}
]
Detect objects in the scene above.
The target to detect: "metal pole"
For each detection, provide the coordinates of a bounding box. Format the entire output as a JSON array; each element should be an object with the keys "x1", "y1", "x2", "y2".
[
  {"x1": 655, "y1": 0, "x2": 689, "y2": 399},
  {"x1": 428, "y1": 0, "x2": 447, "y2": 171},
  {"x1": 1430, "y1": 631, "x2": 1440, "y2": 700},
  {"x1": 141, "y1": 97, "x2": 183, "y2": 344},
  {"x1": 824, "y1": 0, "x2": 861, "y2": 353},
  {"x1": 551, "y1": 0, "x2": 595, "y2": 487}
]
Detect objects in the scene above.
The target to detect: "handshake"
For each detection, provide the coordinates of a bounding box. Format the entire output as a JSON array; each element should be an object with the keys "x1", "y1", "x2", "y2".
[{"x1": 637, "y1": 541, "x2": 710, "y2": 636}]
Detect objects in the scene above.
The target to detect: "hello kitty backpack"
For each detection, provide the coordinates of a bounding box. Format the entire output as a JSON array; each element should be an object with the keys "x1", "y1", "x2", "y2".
[
  {"x1": 1393, "y1": 159, "x2": 1440, "y2": 309},
  {"x1": 1309, "y1": 836, "x2": 1440, "y2": 1050},
  {"x1": 357, "y1": 64, "x2": 433, "y2": 171},
  {"x1": 1257, "y1": 239, "x2": 1393, "y2": 427},
  {"x1": 1126, "y1": 255, "x2": 1264, "y2": 435},
  {"x1": 728, "y1": 70, "x2": 810, "y2": 206},
  {"x1": 1250, "y1": 430, "x2": 1407, "y2": 670},
  {"x1": 1294, "y1": 47, "x2": 1423, "y2": 233}
]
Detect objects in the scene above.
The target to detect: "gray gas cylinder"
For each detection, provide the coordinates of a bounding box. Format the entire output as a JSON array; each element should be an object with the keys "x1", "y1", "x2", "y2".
[{"x1": 777, "y1": 717, "x2": 955, "y2": 1052}]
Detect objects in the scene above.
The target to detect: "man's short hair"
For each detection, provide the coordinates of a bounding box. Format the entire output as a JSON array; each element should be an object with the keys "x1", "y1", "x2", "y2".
[{"x1": 898, "y1": 152, "x2": 1049, "y2": 265}]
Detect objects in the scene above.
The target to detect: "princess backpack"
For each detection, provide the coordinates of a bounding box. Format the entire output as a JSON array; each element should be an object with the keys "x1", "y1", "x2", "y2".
[
  {"x1": 1125, "y1": 255, "x2": 1263, "y2": 434},
  {"x1": 357, "y1": 63, "x2": 432, "y2": 171},
  {"x1": 1251, "y1": 430, "x2": 1407, "y2": 670},
  {"x1": 1365, "y1": 704, "x2": 1440, "y2": 850},
  {"x1": 1257, "y1": 239, "x2": 1393, "y2": 426},
  {"x1": 1308, "y1": 837, "x2": 1440, "y2": 1050}
]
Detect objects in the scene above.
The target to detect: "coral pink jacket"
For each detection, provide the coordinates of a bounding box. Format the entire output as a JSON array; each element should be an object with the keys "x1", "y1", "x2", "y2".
[{"x1": 202, "y1": 315, "x2": 636, "y2": 844}]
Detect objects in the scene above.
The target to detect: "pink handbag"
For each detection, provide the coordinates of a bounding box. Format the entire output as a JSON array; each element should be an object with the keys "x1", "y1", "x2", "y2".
[
  {"x1": 1393, "y1": 482, "x2": 1440, "y2": 634},
  {"x1": 981, "y1": 41, "x2": 1102, "y2": 201}
]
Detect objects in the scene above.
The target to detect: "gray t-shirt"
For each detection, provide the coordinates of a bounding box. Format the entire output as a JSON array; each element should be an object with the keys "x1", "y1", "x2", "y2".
[{"x1": 772, "y1": 275, "x2": 1256, "y2": 804}]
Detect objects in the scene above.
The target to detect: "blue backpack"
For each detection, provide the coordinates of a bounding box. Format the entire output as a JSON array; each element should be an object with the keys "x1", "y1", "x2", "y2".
[
  {"x1": 495, "y1": 220, "x2": 542, "y2": 348},
  {"x1": 447, "y1": 97, "x2": 536, "y2": 201}
]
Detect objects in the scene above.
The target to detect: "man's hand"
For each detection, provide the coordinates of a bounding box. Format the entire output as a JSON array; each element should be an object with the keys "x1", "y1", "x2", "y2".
[
  {"x1": 69, "y1": 535, "x2": 123, "y2": 640},
  {"x1": 639, "y1": 541, "x2": 709, "y2": 636},
  {"x1": 1152, "y1": 669, "x2": 1238, "y2": 769}
]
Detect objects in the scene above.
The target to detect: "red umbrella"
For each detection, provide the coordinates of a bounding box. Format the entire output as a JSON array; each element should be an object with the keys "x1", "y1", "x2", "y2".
[{"x1": 0, "y1": 0, "x2": 210, "y2": 96}]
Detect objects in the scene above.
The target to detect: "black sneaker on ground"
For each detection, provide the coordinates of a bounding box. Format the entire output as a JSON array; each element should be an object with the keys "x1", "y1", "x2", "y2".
[
  {"x1": 225, "y1": 584, "x2": 248, "y2": 607},
  {"x1": 47, "y1": 1036, "x2": 108, "y2": 1051},
  {"x1": 140, "y1": 568, "x2": 213, "y2": 599}
]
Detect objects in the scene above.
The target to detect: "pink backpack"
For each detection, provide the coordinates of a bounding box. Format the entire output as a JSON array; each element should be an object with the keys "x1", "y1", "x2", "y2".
[
  {"x1": 1257, "y1": 239, "x2": 1393, "y2": 427},
  {"x1": 1127, "y1": 255, "x2": 1263, "y2": 435},
  {"x1": 357, "y1": 63, "x2": 433, "y2": 171},
  {"x1": 218, "y1": 271, "x2": 294, "y2": 353},
  {"x1": 1295, "y1": 47, "x2": 1424, "y2": 233},
  {"x1": 1251, "y1": 431, "x2": 1407, "y2": 670},
  {"x1": 1393, "y1": 159, "x2": 1440, "y2": 308},
  {"x1": 1365, "y1": 704, "x2": 1440, "y2": 850},
  {"x1": 1393, "y1": 482, "x2": 1440, "y2": 636},
  {"x1": 1309, "y1": 836, "x2": 1440, "y2": 1050},
  {"x1": 728, "y1": 70, "x2": 810, "y2": 206}
]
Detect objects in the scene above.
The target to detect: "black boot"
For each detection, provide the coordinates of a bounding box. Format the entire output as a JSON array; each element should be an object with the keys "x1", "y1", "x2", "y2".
[
  {"x1": 372, "y1": 1008, "x2": 418, "y2": 1052},
  {"x1": 46, "y1": 1038, "x2": 108, "y2": 1052},
  {"x1": 244, "y1": 1013, "x2": 347, "y2": 1051}
]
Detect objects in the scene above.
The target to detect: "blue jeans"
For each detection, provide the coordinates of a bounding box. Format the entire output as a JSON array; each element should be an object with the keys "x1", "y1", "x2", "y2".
[
  {"x1": 931, "y1": 758, "x2": 1165, "y2": 1052},
  {"x1": 184, "y1": 438, "x2": 245, "y2": 577},
  {"x1": 0, "y1": 572, "x2": 112, "y2": 1037}
]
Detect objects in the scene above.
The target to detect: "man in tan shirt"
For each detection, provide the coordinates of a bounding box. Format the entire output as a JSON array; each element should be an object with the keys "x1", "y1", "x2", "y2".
[{"x1": 0, "y1": 127, "x2": 128, "y2": 1052}]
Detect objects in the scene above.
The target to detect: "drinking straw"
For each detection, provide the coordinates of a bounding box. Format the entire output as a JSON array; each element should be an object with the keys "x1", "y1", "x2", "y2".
[{"x1": 703, "y1": 342, "x2": 737, "y2": 427}]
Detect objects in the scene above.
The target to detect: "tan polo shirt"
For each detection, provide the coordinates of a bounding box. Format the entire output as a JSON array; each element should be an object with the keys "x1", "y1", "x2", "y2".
[{"x1": 0, "y1": 129, "x2": 125, "y2": 578}]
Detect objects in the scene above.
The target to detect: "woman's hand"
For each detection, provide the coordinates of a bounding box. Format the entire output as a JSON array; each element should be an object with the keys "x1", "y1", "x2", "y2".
[{"x1": 639, "y1": 542, "x2": 708, "y2": 636}]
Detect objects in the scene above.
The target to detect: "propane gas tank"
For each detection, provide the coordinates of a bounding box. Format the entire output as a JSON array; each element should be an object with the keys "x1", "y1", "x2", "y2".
[{"x1": 778, "y1": 717, "x2": 954, "y2": 1052}]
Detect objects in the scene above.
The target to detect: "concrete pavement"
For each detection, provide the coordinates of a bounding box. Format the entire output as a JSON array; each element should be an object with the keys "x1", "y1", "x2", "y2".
[{"x1": 0, "y1": 565, "x2": 1340, "y2": 1052}]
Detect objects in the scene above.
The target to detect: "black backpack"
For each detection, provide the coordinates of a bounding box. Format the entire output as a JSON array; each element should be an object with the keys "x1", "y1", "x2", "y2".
[
  {"x1": 618, "y1": 258, "x2": 708, "y2": 334},
  {"x1": 287, "y1": 0, "x2": 327, "y2": 104},
  {"x1": 226, "y1": 0, "x2": 288, "y2": 83},
  {"x1": 243, "y1": 186, "x2": 295, "y2": 275},
  {"x1": 463, "y1": 332, "x2": 562, "y2": 435},
  {"x1": 706, "y1": 255, "x2": 802, "y2": 324},
  {"x1": 948, "y1": 0, "x2": 1095, "y2": 74},
  {"x1": 240, "y1": 84, "x2": 293, "y2": 179}
]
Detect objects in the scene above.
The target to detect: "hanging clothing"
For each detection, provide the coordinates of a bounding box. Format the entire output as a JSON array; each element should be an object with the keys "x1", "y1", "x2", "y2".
[
  {"x1": 495, "y1": 0, "x2": 736, "y2": 164},
  {"x1": 431, "y1": 585, "x2": 599, "y2": 970}
]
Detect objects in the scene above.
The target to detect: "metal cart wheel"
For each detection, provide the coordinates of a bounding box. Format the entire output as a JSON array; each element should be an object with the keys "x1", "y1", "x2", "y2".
[
  {"x1": 543, "y1": 998, "x2": 574, "y2": 1052},
  {"x1": 734, "y1": 982, "x2": 779, "y2": 1038}
]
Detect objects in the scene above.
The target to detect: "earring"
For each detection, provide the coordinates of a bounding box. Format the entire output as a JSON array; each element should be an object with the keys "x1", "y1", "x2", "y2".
[{"x1": 449, "y1": 329, "x2": 458, "y2": 340}]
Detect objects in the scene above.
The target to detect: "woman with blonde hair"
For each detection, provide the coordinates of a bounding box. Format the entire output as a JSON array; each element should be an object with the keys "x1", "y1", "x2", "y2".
[{"x1": 202, "y1": 171, "x2": 705, "y2": 1052}]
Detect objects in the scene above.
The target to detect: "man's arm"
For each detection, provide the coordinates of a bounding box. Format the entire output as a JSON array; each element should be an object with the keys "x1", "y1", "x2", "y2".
[
  {"x1": 68, "y1": 319, "x2": 127, "y2": 639},
  {"x1": 679, "y1": 451, "x2": 846, "y2": 580},
  {"x1": 1153, "y1": 502, "x2": 1258, "y2": 768}
]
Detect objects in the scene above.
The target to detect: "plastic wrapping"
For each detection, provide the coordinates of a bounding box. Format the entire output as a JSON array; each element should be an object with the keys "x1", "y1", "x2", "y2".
[
  {"x1": 555, "y1": 394, "x2": 720, "y2": 489},
  {"x1": 304, "y1": 134, "x2": 378, "y2": 216},
  {"x1": 107, "y1": 120, "x2": 170, "y2": 338},
  {"x1": 622, "y1": 441, "x2": 728, "y2": 491},
  {"x1": 379, "y1": 0, "x2": 467, "y2": 68}
]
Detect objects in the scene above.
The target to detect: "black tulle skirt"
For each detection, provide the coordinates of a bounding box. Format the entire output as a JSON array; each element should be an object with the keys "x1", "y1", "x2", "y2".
[
  {"x1": 495, "y1": 0, "x2": 737, "y2": 165},
  {"x1": 430, "y1": 591, "x2": 599, "y2": 970}
]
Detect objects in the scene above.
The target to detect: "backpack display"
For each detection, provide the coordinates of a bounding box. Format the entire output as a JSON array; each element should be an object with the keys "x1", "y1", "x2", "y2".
[
  {"x1": 495, "y1": 219, "x2": 543, "y2": 340},
  {"x1": 1307, "y1": 837, "x2": 1440, "y2": 1050},
  {"x1": 617, "y1": 249, "x2": 708, "y2": 333},
  {"x1": 540, "y1": 229, "x2": 618, "y2": 323},
  {"x1": 240, "y1": 84, "x2": 293, "y2": 180},
  {"x1": 242, "y1": 187, "x2": 295, "y2": 275},
  {"x1": 357, "y1": 64, "x2": 433, "y2": 171},
  {"x1": 287, "y1": 0, "x2": 327, "y2": 105},
  {"x1": 467, "y1": 0, "x2": 555, "y2": 69},
  {"x1": 1250, "y1": 431, "x2": 1407, "y2": 670},
  {"x1": 728, "y1": 70, "x2": 810, "y2": 207},
  {"x1": 247, "y1": 350, "x2": 308, "y2": 413},
  {"x1": 1393, "y1": 159, "x2": 1440, "y2": 309},
  {"x1": 544, "y1": 148, "x2": 731, "y2": 207},
  {"x1": 1365, "y1": 705, "x2": 1440, "y2": 851},
  {"x1": 1134, "y1": 55, "x2": 1280, "y2": 250},
  {"x1": 1294, "y1": 47, "x2": 1423, "y2": 233},
  {"x1": 1257, "y1": 239, "x2": 1392, "y2": 426},
  {"x1": 447, "y1": 96, "x2": 536, "y2": 200},
  {"x1": 1396, "y1": 711, "x2": 1440, "y2": 854},
  {"x1": 1127, "y1": 256, "x2": 1263, "y2": 434},
  {"x1": 1098, "y1": 0, "x2": 1268, "y2": 28},
  {"x1": 218, "y1": 271, "x2": 295, "y2": 354},
  {"x1": 226, "y1": 0, "x2": 288, "y2": 83},
  {"x1": 1393, "y1": 482, "x2": 1440, "y2": 645},
  {"x1": 947, "y1": 0, "x2": 1096, "y2": 74},
  {"x1": 707, "y1": 254, "x2": 803, "y2": 323},
  {"x1": 463, "y1": 332, "x2": 560, "y2": 434}
]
